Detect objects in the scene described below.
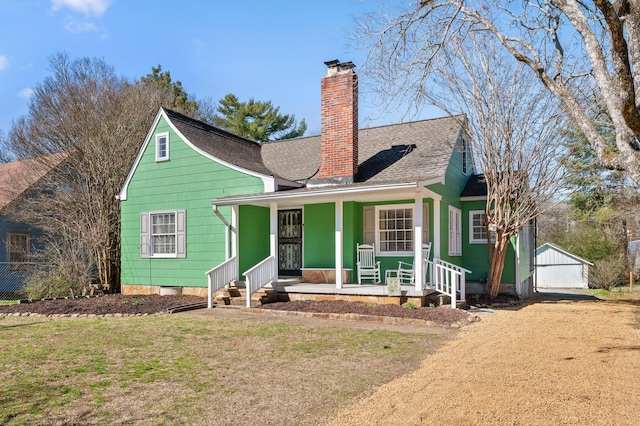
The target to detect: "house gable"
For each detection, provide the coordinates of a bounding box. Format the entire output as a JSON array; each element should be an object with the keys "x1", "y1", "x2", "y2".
[
  {"x1": 119, "y1": 108, "x2": 277, "y2": 201},
  {"x1": 119, "y1": 110, "x2": 270, "y2": 290}
]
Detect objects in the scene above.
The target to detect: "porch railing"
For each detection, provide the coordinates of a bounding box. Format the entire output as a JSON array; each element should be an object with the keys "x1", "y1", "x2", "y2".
[
  {"x1": 426, "y1": 258, "x2": 471, "y2": 308},
  {"x1": 243, "y1": 255, "x2": 276, "y2": 308},
  {"x1": 206, "y1": 256, "x2": 238, "y2": 308}
]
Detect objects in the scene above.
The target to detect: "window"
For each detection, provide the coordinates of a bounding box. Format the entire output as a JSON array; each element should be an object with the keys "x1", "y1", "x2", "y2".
[
  {"x1": 469, "y1": 211, "x2": 497, "y2": 244},
  {"x1": 155, "y1": 132, "x2": 169, "y2": 162},
  {"x1": 152, "y1": 213, "x2": 176, "y2": 254},
  {"x1": 140, "y1": 210, "x2": 186, "y2": 258},
  {"x1": 376, "y1": 205, "x2": 413, "y2": 255},
  {"x1": 470, "y1": 211, "x2": 488, "y2": 243},
  {"x1": 461, "y1": 140, "x2": 469, "y2": 175},
  {"x1": 448, "y1": 206, "x2": 462, "y2": 255},
  {"x1": 363, "y1": 204, "x2": 430, "y2": 256},
  {"x1": 7, "y1": 233, "x2": 29, "y2": 271}
]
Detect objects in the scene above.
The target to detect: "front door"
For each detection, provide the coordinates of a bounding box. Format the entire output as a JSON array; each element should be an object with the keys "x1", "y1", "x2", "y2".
[{"x1": 278, "y1": 209, "x2": 302, "y2": 276}]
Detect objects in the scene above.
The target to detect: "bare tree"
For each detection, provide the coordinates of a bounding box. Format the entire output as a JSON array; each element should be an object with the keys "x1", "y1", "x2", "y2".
[
  {"x1": 423, "y1": 34, "x2": 571, "y2": 297},
  {"x1": 6, "y1": 53, "x2": 174, "y2": 293},
  {"x1": 356, "y1": 0, "x2": 640, "y2": 184}
]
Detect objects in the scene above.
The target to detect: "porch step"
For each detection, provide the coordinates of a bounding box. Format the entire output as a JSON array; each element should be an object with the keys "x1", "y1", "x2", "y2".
[
  {"x1": 214, "y1": 283, "x2": 276, "y2": 307},
  {"x1": 427, "y1": 292, "x2": 467, "y2": 308}
]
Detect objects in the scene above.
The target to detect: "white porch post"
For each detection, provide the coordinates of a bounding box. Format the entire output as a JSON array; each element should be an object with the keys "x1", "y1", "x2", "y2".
[
  {"x1": 414, "y1": 194, "x2": 424, "y2": 291},
  {"x1": 231, "y1": 205, "x2": 238, "y2": 259},
  {"x1": 433, "y1": 198, "x2": 441, "y2": 258},
  {"x1": 270, "y1": 202, "x2": 278, "y2": 284},
  {"x1": 335, "y1": 198, "x2": 344, "y2": 289}
]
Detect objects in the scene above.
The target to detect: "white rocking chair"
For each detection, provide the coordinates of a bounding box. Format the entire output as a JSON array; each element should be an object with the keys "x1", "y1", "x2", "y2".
[
  {"x1": 397, "y1": 243, "x2": 432, "y2": 286},
  {"x1": 356, "y1": 243, "x2": 381, "y2": 284}
]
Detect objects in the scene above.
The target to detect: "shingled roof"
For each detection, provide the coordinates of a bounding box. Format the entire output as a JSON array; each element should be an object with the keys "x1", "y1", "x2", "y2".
[
  {"x1": 262, "y1": 115, "x2": 464, "y2": 184},
  {"x1": 0, "y1": 154, "x2": 65, "y2": 211},
  {"x1": 164, "y1": 108, "x2": 464, "y2": 186},
  {"x1": 164, "y1": 109, "x2": 275, "y2": 177},
  {"x1": 460, "y1": 174, "x2": 488, "y2": 198}
]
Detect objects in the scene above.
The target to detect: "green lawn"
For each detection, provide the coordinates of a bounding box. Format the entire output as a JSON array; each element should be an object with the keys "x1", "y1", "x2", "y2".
[{"x1": 0, "y1": 313, "x2": 449, "y2": 425}]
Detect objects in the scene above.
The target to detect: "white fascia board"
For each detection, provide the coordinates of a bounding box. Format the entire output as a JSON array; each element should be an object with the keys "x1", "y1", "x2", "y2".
[
  {"x1": 460, "y1": 195, "x2": 487, "y2": 201},
  {"x1": 537, "y1": 242, "x2": 594, "y2": 266},
  {"x1": 162, "y1": 110, "x2": 275, "y2": 191},
  {"x1": 418, "y1": 176, "x2": 445, "y2": 188},
  {"x1": 416, "y1": 183, "x2": 443, "y2": 201},
  {"x1": 211, "y1": 182, "x2": 422, "y2": 207},
  {"x1": 119, "y1": 108, "x2": 278, "y2": 200}
]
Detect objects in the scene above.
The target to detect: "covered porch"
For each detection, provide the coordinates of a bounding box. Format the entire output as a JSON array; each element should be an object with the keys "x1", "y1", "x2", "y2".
[{"x1": 206, "y1": 182, "x2": 469, "y2": 309}]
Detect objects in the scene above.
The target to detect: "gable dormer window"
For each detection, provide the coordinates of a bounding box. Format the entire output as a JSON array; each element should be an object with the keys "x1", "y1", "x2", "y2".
[{"x1": 156, "y1": 132, "x2": 169, "y2": 162}]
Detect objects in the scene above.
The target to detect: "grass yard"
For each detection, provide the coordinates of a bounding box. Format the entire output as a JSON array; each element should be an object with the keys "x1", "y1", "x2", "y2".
[{"x1": 0, "y1": 313, "x2": 450, "y2": 425}]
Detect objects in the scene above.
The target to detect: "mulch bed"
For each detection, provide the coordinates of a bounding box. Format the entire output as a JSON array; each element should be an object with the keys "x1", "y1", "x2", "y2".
[
  {"x1": 0, "y1": 293, "x2": 521, "y2": 324},
  {"x1": 0, "y1": 294, "x2": 205, "y2": 316}
]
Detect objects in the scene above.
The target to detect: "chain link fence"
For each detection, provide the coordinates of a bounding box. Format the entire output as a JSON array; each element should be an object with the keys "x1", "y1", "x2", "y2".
[{"x1": 0, "y1": 261, "x2": 38, "y2": 300}]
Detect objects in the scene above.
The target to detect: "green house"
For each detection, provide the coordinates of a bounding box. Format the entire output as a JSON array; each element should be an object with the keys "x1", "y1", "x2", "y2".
[{"x1": 119, "y1": 60, "x2": 534, "y2": 308}]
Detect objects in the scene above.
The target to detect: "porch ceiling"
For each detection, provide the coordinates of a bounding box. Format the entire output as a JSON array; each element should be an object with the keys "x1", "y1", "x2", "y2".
[{"x1": 211, "y1": 181, "x2": 441, "y2": 208}]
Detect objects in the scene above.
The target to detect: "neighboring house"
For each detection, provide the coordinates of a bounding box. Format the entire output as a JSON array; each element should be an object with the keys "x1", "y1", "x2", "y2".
[
  {"x1": 0, "y1": 156, "x2": 62, "y2": 298},
  {"x1": 119, "y1": 60, "x2": 534, "y2": 307},
  {"x1": 535, "y1": 242, "x2": 593, "y2": 289}
]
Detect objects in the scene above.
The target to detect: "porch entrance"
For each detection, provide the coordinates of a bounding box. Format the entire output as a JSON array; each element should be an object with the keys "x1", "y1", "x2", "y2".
[{"x1": 278, "y1": 209, "x2": 302, "y2": 276}]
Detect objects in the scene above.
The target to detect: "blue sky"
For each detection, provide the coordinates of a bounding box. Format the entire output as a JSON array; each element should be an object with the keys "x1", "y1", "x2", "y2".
[{"x1": 0, "y1": 0, "x2": 435, "y2": 138}]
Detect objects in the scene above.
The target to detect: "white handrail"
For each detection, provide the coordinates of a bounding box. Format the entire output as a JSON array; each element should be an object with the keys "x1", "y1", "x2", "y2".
[
  {"x1": 426, "y1": 258, "x2": 471, "y2": 308},
  {"x1": 206, "y1": 256, "x2": 238, "y2": 308},
  {"x1": 243, "y1": 256, "x2": 276, "y2": 308}
]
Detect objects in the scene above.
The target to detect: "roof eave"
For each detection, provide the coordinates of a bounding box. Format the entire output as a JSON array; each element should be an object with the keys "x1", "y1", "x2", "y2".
[{"x1": 211, "y1": 182, "x2": 425, "y2": 208}]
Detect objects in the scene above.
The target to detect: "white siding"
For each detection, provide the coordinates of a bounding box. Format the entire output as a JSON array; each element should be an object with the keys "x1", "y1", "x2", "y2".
[{"x1": 535, "y1": 244, "x2": 591, "y2": 289}]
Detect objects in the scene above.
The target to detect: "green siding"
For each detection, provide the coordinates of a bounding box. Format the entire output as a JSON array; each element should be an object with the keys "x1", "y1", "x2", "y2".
[
  {"x1": 303, "y1": 202, "x2": 392, "y2": 283},
  {"x1": 460, "y1": 200, "x2": 516, "y2": 283},
  {"x1": 303, "y1": 203, "x2": 335, "y2": 268},
  {"x1": 426, "y1": 135, "x2": 472, "y2": 265},
  {"x1": 120, "y1": 115, "x2": 266, "y2": 288},
  {"x1": 239, "y1": 206, "x2": 269, "y2": 277}
]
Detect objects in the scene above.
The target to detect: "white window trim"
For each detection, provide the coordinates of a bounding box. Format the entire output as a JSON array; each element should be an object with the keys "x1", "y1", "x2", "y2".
[
  {"x1": 149, "y1": 210, "x2": 177, "y2": 258},
  {"x1": 374, "y1": 204, "x2": 414, "y2": 256},
  {"x1": 449, "y1": 206, "x2": 462, "y2": 256},
  {"x1": 470, "y1": 210, "x2": 488, "y2": 244},
  {"x1": 155, "y1": 132, "x2": 170, "y2": 162}
]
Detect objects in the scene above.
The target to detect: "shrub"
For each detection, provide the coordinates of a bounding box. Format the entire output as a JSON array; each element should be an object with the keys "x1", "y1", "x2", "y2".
[
  {"x1": 589, "y1": 254, "x2": 627, "y2": 290},
  {"x1": 22, "y1": 271, "x2": 73, "y2": 300}
]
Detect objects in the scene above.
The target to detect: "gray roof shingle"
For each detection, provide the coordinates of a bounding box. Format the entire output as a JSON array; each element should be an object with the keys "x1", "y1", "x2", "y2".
[
  {"x1": 0, "y1": 154, "x2": 66, "y2": 211},
  {"x1": 164, "y1": 109, "x2": 275, "y2": 177},
  {"x1": 164, "y1": 108, "x2": 464, "y2": 185},
  {"x1": 461, "y1": 174, "x2": 488, "y2": 197},
  {"x1": 262, "y1": 115, "x2": 464, "y2": 184}
]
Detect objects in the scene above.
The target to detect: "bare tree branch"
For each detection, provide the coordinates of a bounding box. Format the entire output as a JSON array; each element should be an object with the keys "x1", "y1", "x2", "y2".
[
  {"x1": 356, "y1": 0, "x2": 640, "y2": 182},
  {"x1": 5, "y1": 53, "x2": 174, "y2": 292},
  {"x1": 420, "y1": 33, "x2": 572, "y2": 297}
]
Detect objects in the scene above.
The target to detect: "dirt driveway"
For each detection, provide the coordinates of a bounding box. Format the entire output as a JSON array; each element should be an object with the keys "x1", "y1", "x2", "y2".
[{"x1": 323, "y1": 293, "x2": 640, "y2": 425}]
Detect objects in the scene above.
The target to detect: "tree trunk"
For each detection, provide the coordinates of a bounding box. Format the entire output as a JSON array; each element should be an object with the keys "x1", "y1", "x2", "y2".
[{"x1": 487, "y1": 237, "x2": 510, "y2": 298}]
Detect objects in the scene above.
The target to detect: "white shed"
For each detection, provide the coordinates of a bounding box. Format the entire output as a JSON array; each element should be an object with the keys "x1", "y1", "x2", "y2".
[{"x1": 535, "y1": 243, "x2": 593, "y2": 289}]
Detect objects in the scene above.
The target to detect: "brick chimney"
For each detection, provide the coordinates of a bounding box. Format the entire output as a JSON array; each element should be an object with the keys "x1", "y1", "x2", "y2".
[{"x1": 312, "y1": 59, "x2": 358, "y2": 185}]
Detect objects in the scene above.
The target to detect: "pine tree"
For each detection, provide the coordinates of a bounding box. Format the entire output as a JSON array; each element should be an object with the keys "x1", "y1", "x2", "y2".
[{"x1": 211, "y1": 94, "x2": 306, "y2": 142}]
